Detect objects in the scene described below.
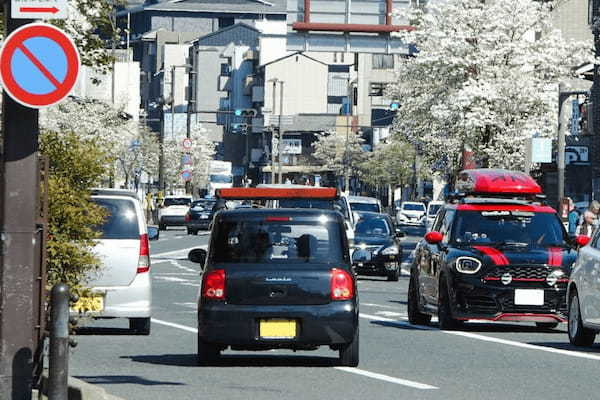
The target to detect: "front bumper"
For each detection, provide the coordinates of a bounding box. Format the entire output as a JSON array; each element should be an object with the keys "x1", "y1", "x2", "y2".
[
  {"x1": 198, "y1": 301, "x2": 358, "y2": 349},
  {"x1": 450, "y1": 273, "x2": 568, "y2": 322},
  {"x1": 187, "y1": 218, "x2": 211, "y2": 230},
  {"x1": 352, "y1": 254, "x2": 400, "y2": 276},
  {"x1": 397, "y1": 217, "x2": 425, "y2": 226}
]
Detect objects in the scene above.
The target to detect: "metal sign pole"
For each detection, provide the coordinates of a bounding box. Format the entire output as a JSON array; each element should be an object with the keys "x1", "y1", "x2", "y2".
[{"x1": 0, "y1": 4, "x2": 40, "y2": 399}]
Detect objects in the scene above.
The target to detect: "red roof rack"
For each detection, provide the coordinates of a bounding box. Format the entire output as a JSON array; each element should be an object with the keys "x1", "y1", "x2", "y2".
[
  {"x1": 455, "y1": 169, "x2": 542, "y2": 196},
  {"x1": 216, "y1": 187, "x2": 339, "y2": 200}
]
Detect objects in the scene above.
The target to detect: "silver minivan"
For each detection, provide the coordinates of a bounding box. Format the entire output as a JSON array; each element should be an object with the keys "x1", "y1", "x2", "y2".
[{"x1": 72, "y1": 190, "x2": 157, "y2": 334}]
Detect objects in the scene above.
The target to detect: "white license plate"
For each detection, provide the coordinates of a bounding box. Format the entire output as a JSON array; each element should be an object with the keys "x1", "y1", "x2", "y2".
[{"x1": 514, "y1": 289, "x2": 544, "y2": 306}]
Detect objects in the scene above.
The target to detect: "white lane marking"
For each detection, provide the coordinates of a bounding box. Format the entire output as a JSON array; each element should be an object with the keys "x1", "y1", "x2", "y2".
[
  {"x1": 151, "y1": 318, "x2": 198, "y2": 334},
  {"x1": 174, "y1": 302, "x2": 197, "y2": 309},
  {"x1": 334, "y1": 367, "x2": 438, "y2": 390},
  {"x1": 151, "y1": 245, "x2": 207, "y2": 258},
  {"x1": 169, "y1": 260, "x2": 200, "y2": 274},
  {"x1": 154, "y1": 276, "x2": 190, "y2": 283},
  {"x1": 359, "y1": 313, "x2": 600, "y2": 362},
  {"x1": 375, "y1": 311, "x2": 406, "y2": 318},
  {"x1": 150, "y1": 317, "x2": 438, "y2": 389}
]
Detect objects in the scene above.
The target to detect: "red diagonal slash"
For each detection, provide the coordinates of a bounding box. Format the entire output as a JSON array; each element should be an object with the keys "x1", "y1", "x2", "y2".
[
  {"x1": 20, "y1": 7, "x2": 60, "y2": 14},
  {"x1": 16, "y1": 43, "x2": 62, "y2": 89}
]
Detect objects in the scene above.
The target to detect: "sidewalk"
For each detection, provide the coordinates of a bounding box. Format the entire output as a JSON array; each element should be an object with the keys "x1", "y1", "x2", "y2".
[{"x1": 35, "y1": 373, "x2": 125, "y2": 400}]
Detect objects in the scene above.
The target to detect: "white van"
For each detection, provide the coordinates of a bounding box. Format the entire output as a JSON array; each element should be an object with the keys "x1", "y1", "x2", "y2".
[
  {"x1": 158, "y1": 194, "x2": 193, "y2": 230},
  {"x1": 347, "y1": 196, "x2": 382, "y2": 215},
  {"x1": 425, "y1": 201, "x2": 444, "y2": 230},
  {"x1": 72, "y1": 190, "x2": 158, "y2": 335}
]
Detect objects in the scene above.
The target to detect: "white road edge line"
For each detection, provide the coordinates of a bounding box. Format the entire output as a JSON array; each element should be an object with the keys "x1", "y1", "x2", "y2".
[
  {"x1": 151, "y1": 245, "x2": 207, "y2": 258},
  {"x1": 359, "y1": 313, "x2": 600, "y2": 362},
  {"x1": 334, "y1": 367, "x2": 438, "y2": 390},
  {"x1": 151, "y1": 317, "x2": 438, "y2": 389}
]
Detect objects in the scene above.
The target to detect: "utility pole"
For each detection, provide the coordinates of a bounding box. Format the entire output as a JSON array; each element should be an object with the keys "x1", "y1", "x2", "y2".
[
  {"x1": 278, "y1": 81, "x2": 284, "y2": 184},
  {"x1": 591, "y1": 6, "x2": 600, "y2": 199},
  {"x1": 0, "y1": 3, "x2": 39, "y2": 398},
  {"x1": 270, "y1": 79, "x2": 278, "y2": 184},
  {"x1": 171, "y1": 66, "x2": 176, "y2": 141},
  {"x1": 186, "y1": 58, "x2": 197, "y2": 195},
  {"x1": 158, "y1": 100, "x2": 166, "y2": 193}
]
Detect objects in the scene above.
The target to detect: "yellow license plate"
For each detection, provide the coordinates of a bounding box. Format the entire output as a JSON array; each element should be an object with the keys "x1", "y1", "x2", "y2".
[
  {"x1": 71, "y1": 295, "x2": 104, "y2": 313},
  {"x1": 259, "y1": 319, "x2": 297, "y2": 339}
]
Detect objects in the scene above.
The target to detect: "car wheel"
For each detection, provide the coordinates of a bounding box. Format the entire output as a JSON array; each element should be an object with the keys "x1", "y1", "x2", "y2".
[
  {"x1": 387, "y1": 267, "x2": 400, "y2": 282},
  {"x1": 407, "y1": 273, "x2": 431, "y2": 326},
  {"x1": 197, "y1": 334, "x2": 220, "y2": 366},
  {"x1": 187, "y1": 227, "x2": 194, "y2": 235},
  {"x1": 438, "y1": 279, "x2": 463, "y2": 331},
  {"x1": 159, "y1": 223, "x2": 166, "y2": 231},
  {"x1": 535, "y1": 322, "x2": 559, "y2": 330},
  {"x1": 339, "y1": 327, "x2": 359, "y2": 367},
  {"x1": 568, "y1": 291, "x2": 596, "y2": 347},
  {"x1": 129, "y1": 318, "x2": 151, "y2": 335}
]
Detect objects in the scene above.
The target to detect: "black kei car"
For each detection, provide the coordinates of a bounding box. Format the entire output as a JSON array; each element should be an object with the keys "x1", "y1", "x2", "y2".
[
  {"x1": 351, "y1": 212, "x2": 404, "y2": 281},
  {"x1": 185, "y1": 199, "x2": 216, "y2": 234},
  {"x1": 408, "y1": 169, "x2": 580, "y2": 331},
  {"x1": 189, "y1": 208, "x2": 359, "y2": 366}
]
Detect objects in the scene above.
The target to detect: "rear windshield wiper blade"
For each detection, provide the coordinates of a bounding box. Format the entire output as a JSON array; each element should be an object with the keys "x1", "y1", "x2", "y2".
[{"x1": 493, "y1": 241, "x2": 529, "y2": 248}]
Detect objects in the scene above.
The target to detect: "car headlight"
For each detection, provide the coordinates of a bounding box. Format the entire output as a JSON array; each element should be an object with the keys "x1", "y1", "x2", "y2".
[
  {"x1": 546, "y1": 270, "x2": 565, "y2": 286},
  {"x1": 455, "y1": 257, "x2": 482, "y2": 274},
  {"x1": 381, "y1": 246, "x2": 399, "y2": 256},
  {"x1": 399, "y1": 214, "x2": 408, "y2": 220}
]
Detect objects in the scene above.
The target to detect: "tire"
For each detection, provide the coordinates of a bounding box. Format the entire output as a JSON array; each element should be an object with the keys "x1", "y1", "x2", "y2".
[
  {"x1": 568, "y1": 291, "x2": 596, "y2": 347},
  {"x1": 387, "y1": 267, "x2": 400, "y2": 282},
  {"x1": 159, "y1": 222, "x2": 166, "y2": 231},
  {"x1": 197, "y1": 332, "x2": 220, "y2": 366},
  {"x1": 438, "y1": 279, "x2": 463, "y2": 331},
  {"x1": 339, "y1": 328, "x2": 359, "y2": 367},
  {"x1": 407, "y1": 273, "x2": 431, "y2": 326},
  {"x1": 129, "y1": 318, "x2": 151, "y2": 335},
  {"x1": 187, "y1": 227, "x2": 194, "y2": 235},
  {"x1": 535, "y1": 322, "x2": 559, "y2": 330}
]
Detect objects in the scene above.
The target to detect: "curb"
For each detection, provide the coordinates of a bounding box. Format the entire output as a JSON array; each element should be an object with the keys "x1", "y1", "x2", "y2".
[{"x1": 39, "y1": 373, "x2": 126, "y2": 400}]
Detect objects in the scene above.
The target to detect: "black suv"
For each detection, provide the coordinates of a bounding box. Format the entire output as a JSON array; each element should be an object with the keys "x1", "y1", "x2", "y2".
[
  {"x1": 408, "y1": 199, "x2": 578, "y2": 330},
  {"x1": 189, "y1": 208, "x2": 359, "y2": 366}
]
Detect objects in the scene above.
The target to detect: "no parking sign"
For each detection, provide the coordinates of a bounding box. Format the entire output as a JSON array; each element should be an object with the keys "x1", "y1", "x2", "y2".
[{"x1": 0, "y1": 23, "x2": 80, "y2": 108}]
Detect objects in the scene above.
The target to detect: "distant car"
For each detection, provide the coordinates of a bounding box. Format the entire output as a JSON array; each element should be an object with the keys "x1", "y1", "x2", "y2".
[
  {"x1": 396, "y1": 201, "x2": 427, "y2": 226},
  {"x1": 185, "y1": 199, "x2": 217, "y2": 234},
  {"x1": 158, "y1": 195, "x2": 193, "y2": 230},
  {"x1": 71, "y1": 190, "x2": 159, "y2": 335},
  {"x1": 567, "y1": 232, "x2": 600, "y2": 347},
  {"x1": 426, "y1": 201, "x2": 444, "y2": 230},
  {"x1": 351, "y1": 212, "x2": 404, "y2": 281},
  {"x1": 348, "y1": 196, "x2": 382, "y2": 214},
  {"x1": 191, "y1": 206, "x2": 359, "y2": 367}
]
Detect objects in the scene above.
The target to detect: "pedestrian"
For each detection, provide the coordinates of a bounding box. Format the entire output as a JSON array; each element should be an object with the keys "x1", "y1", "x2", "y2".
[
  {"x1": 589, "y1": 200, "x2": 600, "y2": 227},
  {"x1": 576, "y1": 210, "x2": 596, "y2": 238},
  {"x1": 145, "y1": 192, "x2": 155, "y2": 224},
  {"x1": 567, "y1": 198, "x2": 579, "y2": 235}
]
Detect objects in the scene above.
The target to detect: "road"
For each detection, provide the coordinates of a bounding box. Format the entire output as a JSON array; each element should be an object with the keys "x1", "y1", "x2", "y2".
[{"x1": 70, "y1": 226, "x2": 600, "y2": 400}]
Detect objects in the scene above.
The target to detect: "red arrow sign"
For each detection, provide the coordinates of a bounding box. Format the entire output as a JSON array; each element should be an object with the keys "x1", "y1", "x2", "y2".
[{"x1": 19, "y1": 7, "x2": 60, "y2": 14}]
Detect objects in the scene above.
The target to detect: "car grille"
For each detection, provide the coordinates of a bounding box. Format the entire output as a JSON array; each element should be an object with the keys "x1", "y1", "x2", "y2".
[
  {"x1": 484, "y1": 265, "x2": 551, "y2": 280},
  {"x1": 462, "y1": 295, "x2": 498, "y2": 314},
  {"x1": 499, "y1": 296, "x2": 567, "y2": 316}
]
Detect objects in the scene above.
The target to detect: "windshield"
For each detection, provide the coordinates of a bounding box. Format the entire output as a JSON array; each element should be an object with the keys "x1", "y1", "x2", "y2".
[
  {"x1": 210, "y1": 174, "x2": 233, "y2": 184},
  {"x1": 452, "y1": 211, "x2": 566, "y2": 247},
  {"x1": 191, "y1": 201, "x2": 215, "y2": 210},
  {"x1": 355, "y1": 217, "x2": 391, "y2": 237},
  {"x1": 93, "y1": 198, "x2": 139, "y2": 239},
  {"x1": 211, "y1": 218, "x2": 345, "y2": 264},
  {"x1": 351, "y1": 202, "x2": 380, "y2": 213},
  {"x1": 164, "y1": 198, "x2": 191, "y2": 207},
  {"x1": 428, "y1": 204, "x2": 442, "y2": 217},
  {"x1": 402, "y1": 203, "x2": 425, "y2": 212}
]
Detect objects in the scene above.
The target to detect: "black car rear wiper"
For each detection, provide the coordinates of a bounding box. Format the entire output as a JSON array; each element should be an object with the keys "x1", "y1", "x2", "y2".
[{"x1": 492, "y1": 241, "x2": 529, "y2": 248}]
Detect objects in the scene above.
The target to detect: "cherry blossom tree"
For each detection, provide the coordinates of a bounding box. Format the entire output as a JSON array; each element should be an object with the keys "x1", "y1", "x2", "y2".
[
  {"x1": 388, "y1": 0, "x2": 594, "y2": 178},
  {"x1": 312, "y1": 129, "x2": 366, "y2": 190}
]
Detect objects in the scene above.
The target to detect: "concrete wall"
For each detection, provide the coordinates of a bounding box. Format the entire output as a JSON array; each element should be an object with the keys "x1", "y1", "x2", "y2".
[
  {"x1": 264, "y1": 55, "x2": 329, "y2": 116},
  {"x1": 356, "y1": 53, "x2": 399, "y2": 127},
  {"x1": 163, "y1": 44, "x2": 191, "y2": 111},
  {"x1": 552, "y1": 0, "x2": 592, "y2": 42}
]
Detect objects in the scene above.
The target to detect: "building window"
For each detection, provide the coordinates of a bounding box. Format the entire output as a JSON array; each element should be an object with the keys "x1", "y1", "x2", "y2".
[
  {"x1": 372, "y1": 54, "x2": 394, "y2": 70},
  {"x1": 370, "y1": 82, "x2": 386, "y2": 97},
  {"x1": 218, "y1": 17, "x2": 234, "y2": 29},
  {"x1": 220, "y1": 63, "x2": 230, "y2": 76}
]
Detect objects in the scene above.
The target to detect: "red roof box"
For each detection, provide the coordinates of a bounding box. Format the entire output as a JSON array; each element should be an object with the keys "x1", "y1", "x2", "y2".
[
  {"x1": 456, "y1": 169, "x2": 542, "y2": 195},
  {"x1": 216, "y1": 187, "x2": 339, "y2": 200}
]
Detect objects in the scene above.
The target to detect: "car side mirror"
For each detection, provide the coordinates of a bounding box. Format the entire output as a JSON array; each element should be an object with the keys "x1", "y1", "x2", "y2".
[
  {"x1": 425, "y1": 231, "x2": 443, "y2": 244},
  {"x1": 147, "y1": 226, "x2": 160, "y2": 241},
  {"x1": 395, "y1": 229, "x2": 405, "y2": 238},
  {"x1": 575, "y1": 235, "x2": 591, "y2": 247},
  {"x1": 188, "y1": 248, "x2": 207, "y2": 267},
  {"x1": 352, "y1": 211, "x2": 361, "y2": 223}
]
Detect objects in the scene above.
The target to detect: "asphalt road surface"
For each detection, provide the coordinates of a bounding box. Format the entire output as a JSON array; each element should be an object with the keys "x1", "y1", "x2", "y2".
[{"x1": 70, "y1": 226, "x2": 600, "y2": 400}]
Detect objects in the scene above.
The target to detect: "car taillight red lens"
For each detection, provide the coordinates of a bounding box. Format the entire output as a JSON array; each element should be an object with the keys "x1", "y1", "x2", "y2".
[
  {"x1": 202, "y1": 269, "x2": 226, "y2": 300},
  {"x1": 330, "y1": 268, "x2": 354, "y2": 300},
  {"x1": 184, "y1": 213, "x2": 191, "y2": 223},
  {"x1": 137, "y1": 233, "x2": 150, "y2": 273}
]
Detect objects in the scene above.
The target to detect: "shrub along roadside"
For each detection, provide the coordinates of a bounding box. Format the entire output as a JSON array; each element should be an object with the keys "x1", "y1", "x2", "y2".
[{"x1": 40, "y1": 130, "x2": 111, "y2": 295}]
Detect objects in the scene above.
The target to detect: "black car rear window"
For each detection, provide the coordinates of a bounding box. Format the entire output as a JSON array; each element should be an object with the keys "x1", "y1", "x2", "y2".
[
  {"x1": 452, "y1": 211, "x2": 566, "y2": 247},
  {"x1": 351, "y1": 203, "x2": 380, "y2": 213},
  {"x1": 355, "y1": 217, "x2": 391, "y2": 236},
  {"x1": 93, "y1": 198, "x2": 139, "y2": 239},
  {"x1": 164, "y1": 198, "x2": 191, "y2": 207},
  {"x1": 211, "y1": 217, "x2": 345, "y2": 264}
]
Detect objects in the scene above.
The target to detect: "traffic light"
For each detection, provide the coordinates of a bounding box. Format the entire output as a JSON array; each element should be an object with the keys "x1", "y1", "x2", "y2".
[
  {"x1": 234, "y1": 109, "x2": 257, "y2": 117},
  {"x1": 232, "y1": 123, "x2": 249, "y2": 135}
]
